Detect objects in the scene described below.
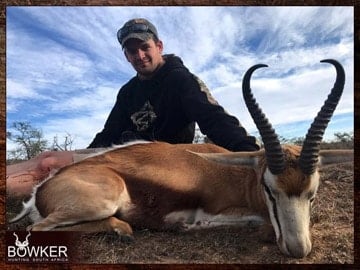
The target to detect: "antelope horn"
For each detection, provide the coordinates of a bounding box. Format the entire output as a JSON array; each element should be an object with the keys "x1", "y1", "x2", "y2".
[
  {"x1": 242, "y1": 64, "x2": 285, "y2": 175},
  {"x1": 299, "y1": 59, "x2": 345, "y2": 175}
]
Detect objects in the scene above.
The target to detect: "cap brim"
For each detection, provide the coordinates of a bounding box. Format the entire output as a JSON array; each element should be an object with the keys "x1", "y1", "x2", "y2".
[{"x1": 121, "y1": 32, "x2": 153, "y2": 47}]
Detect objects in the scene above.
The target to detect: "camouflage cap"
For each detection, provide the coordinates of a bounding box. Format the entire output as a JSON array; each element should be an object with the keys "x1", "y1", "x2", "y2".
[{"x1": 117, "y1": 18, "x2": 159, "y2": 47}]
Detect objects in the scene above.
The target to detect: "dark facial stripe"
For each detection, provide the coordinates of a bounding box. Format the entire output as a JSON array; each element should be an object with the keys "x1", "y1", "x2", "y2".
[{"x1": 262, "y1": 181, "x2": 282, "y2": 239}]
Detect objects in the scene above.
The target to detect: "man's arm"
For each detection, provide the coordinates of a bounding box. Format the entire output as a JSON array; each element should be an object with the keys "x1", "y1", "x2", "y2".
[
  {"x1": 6, "y1": 147, "x2": 110, "y2": 198},
  {"x1": 180, "y1": 74, "x2": 260, "y2": 152}
]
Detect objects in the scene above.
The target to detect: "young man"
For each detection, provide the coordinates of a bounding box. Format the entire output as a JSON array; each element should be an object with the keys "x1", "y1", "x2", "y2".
[{"x1": 7, "y1": 18, "x2": 259, "y2": 198}]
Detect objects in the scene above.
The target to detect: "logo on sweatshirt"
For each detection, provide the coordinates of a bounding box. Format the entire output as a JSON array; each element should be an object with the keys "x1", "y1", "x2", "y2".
[{"x1": 131, "y1": 101, "x2": 157, "y2": 131}]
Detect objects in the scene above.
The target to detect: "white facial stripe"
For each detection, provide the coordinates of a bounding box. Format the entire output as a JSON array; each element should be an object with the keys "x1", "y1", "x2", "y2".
[{"x1": 262, "y1": 169, "x2": 281, "y2": 240}]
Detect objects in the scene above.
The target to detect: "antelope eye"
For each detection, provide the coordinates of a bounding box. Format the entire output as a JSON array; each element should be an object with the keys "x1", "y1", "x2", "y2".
[
  {"x1": 308, "y1": 194, "x2": 316, "y2": 204},
  {"x1": 307, "y1": 191, "x2": 315, "y2": 202}
]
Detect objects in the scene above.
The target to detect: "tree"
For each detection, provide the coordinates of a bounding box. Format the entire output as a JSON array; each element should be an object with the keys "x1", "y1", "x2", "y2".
[
  {"x1": 51, "y1": 132, "x2": 75, "y2": 151},
  {"x1": 7, "y1": 121, "x2": 48, "y2": 160},
  {"x1": 333, "y1": 132, "x2": 353, "y2": 144}
]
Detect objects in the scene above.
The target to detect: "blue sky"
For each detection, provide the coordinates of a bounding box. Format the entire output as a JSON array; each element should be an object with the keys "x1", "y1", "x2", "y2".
[{"x1": 6, "y1": 6, "x2": 354, "y2": 151}]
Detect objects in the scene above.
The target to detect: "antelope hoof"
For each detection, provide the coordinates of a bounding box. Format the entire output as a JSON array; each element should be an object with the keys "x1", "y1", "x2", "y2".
[{"x1": 119, "y1": 233, "x2": 134, "y2": 243}]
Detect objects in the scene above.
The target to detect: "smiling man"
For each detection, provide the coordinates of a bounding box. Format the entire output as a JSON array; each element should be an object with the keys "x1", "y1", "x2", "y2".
[
  {"x1": 120, "y1": 19, "x2": 165, "y2": 79},
  {"x1": 88, "y1": 18, "x2": 259, "y2": 150}
]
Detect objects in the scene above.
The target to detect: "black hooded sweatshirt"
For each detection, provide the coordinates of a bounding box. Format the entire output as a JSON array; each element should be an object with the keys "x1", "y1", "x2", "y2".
[{"x1": 88, "y1": 55, "x2": 259, "y2": 151}]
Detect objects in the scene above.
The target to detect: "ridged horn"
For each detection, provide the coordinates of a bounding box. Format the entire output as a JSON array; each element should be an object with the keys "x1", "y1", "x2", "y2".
[
  {"x1": 242, "y1": 64, "x2": 285, "y2": 175},
  {"x1": 299, "y1": 59, "x2": 345, "y2": 175}
]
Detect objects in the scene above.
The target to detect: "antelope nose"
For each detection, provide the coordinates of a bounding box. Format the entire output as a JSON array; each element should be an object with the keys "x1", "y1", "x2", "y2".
[{"x1": 286, "y1": 240, "x2": 312, "y2": 258}]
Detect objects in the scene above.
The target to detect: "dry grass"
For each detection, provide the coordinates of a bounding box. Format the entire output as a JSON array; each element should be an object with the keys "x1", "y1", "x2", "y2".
[{"x1": 6, "y1": 162, "x2": 354, "y2": 264}]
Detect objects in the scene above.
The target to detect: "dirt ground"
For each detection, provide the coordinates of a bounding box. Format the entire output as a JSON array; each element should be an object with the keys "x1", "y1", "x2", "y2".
[{"x1": 6, "y1": 161, "x2": 354, "y2": 264}]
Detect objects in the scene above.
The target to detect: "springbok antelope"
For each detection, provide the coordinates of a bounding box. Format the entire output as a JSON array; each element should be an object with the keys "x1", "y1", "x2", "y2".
[{"x1": 9, "y1": 59, "x2": 352, "y2": 258}]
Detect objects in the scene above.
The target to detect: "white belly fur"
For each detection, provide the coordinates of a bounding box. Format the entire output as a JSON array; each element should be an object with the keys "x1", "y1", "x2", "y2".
[{"x1": 164, "y1": 208, "x2": 264, "y2": 230}]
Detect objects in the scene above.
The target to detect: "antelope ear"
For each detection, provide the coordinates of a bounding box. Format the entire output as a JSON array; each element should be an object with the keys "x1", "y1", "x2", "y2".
[
  {"x1": 187, "y1": 150, "x2": 263, "y2": 167},
  {"x1": 319, "y1": 149, "x2": 353, "y2": 165}
]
